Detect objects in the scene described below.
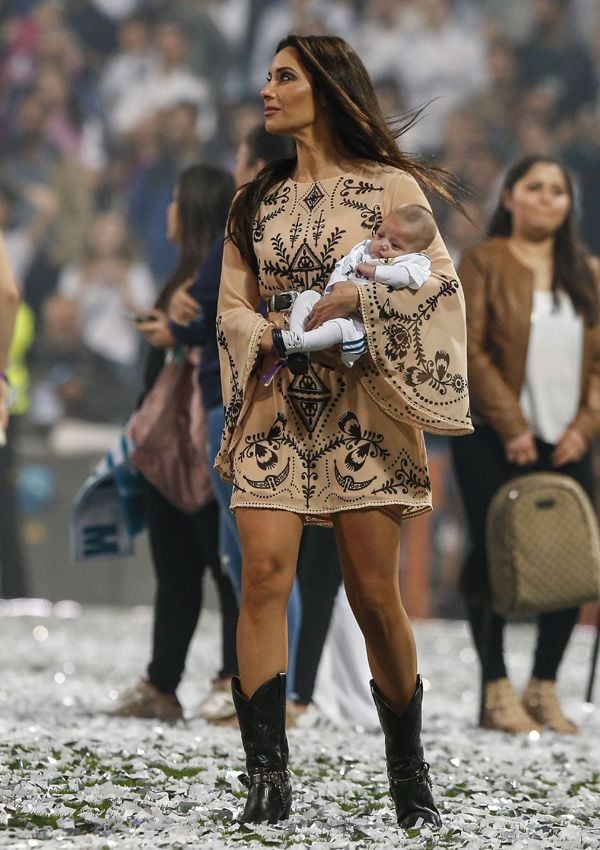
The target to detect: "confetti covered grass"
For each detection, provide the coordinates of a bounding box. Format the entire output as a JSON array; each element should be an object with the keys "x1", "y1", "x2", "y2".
[{"x1": 0, "y1": 600, "x2": 598, "y2": 849}]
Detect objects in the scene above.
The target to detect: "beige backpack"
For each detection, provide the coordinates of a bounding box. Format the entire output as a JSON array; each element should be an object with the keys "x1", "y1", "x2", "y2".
[{"x1": 487, "y1": 472, "x2": 600, "y2": 616}]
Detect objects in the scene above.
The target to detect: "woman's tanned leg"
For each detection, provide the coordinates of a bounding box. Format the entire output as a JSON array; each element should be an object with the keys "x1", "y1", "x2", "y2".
[
  {"x1": 333, "y1": 509, "x2": 417, "y2": 714},
  {"x1": 235, "y1": 508, "x2": 304, "y2": 696}
]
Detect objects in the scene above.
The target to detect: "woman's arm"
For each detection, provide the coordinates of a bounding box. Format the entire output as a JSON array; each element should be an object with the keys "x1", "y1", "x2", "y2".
[
  {"x1": 217, "y1": 236, "x2": 270, "y2": 374},
  {"x1": 169, "y1": 239, "x2": 224, "y2": 347},
  {"x1": 558, "y1": 257, "x2": 600, "y2": 458},
  {"x1": 459, "y1": 247, "x2": 530, "y2": 442},
  {"x1": 0, "y1": 233, "x2": 20, "y2": 429}
]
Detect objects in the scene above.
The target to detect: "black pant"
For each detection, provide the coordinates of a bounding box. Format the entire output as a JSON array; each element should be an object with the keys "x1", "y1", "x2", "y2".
[
  {"x1": 451, "y1": 425, "x2": 594, "y2": 683},
  {"x1": 0, "y1": 417, "x2": 29, "y2": 598},
  {"x1": 294, "y1": 525, "x2": 343, "y2": 704},
  {"x1": 142, "y1": 478, "x2": 238, "y2": 693}
]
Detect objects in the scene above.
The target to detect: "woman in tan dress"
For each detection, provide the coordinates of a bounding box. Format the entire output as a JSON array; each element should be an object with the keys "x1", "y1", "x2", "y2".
[{"x1": 216, "y1": 34, "x2": 471, "y2": 829}]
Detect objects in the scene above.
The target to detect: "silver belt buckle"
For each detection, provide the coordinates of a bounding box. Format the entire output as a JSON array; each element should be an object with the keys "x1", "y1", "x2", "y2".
[{"x1": 268, "y1": 291, "x2": 298, "y2": 312}]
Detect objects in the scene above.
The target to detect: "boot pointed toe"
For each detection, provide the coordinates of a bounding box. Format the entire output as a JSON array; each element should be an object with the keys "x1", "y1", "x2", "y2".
[{"x1": 398, "y1": 806, "x2": 442, "y2": 829}]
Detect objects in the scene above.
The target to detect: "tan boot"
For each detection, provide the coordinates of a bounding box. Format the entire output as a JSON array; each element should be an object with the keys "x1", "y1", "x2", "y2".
[
  {"x1": 480, "y1": 678, "x2": 542, "y2": 733},
  {"x1": 522, "y1": 678, "x2": 578, "y2": 734}
]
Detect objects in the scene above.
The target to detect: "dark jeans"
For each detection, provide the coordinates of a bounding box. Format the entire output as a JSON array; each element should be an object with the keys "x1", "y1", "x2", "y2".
[
  {"x1": 295, "y1": 525, "x2": 343, "y2": 704},
  {"x1": 0, "y1": 417, "x2": 29, "y2": 598},
  {"x1": 142, "y1": 477, "x2": 238, "y2": 693},
  {"x1": 451, "y1": 425, "x2": 594, "y2": 683}
]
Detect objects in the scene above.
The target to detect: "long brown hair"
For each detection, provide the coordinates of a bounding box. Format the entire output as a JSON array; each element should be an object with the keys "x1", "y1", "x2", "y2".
[
  {"x1": 488, "y1": 155, "x2": 598, "y2": 326},
  {"x1": 156, "y1": 164, "x2": 235, "y2": 310},
  {"x1": 227, "y1": 33, "x2": 462, "y2": 273}
]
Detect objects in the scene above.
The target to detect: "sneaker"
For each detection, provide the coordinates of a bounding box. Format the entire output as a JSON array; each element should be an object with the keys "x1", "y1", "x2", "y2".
[
  {"x1": 197, "y1": 677, "x2": 237, "y2": 724},
  {"x1": 107, "y1": 679, "x2": 183, "y2": 723}
]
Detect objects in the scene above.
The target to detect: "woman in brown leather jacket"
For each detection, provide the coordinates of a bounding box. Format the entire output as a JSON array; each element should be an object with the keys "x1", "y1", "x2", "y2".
[{"x1": 452, "y1": 154, "x2": 600, "y2": 735}]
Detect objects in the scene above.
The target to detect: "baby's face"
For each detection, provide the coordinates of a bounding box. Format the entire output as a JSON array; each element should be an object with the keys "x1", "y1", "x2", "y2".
[{"x1": 369, "y1": 215, "x2": 415, "y2": 259}]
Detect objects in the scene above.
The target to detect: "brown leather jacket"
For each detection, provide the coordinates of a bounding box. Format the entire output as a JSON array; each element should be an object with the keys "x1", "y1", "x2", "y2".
[{"x1": 458, "y1": 237, "x2": 600, "y2": 444}]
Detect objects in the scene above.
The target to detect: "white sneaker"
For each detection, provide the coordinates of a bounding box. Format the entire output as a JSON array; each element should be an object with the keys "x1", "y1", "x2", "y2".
[{"x1": 196, "y1": 678, "x2": 237, "y2": 724}]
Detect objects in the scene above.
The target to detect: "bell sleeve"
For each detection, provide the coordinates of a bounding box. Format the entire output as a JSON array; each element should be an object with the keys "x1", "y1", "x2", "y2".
[
  {"x1": 215, "y1": 236, "x2": 271, "y2": 481},
  {"x1": 357, "y1": 170, "x2": 472, "y2": 435}
]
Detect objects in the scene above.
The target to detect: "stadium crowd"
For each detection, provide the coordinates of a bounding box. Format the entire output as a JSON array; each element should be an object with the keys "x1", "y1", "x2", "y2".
[{"x1": 1, "y1": 0, "x2": 599, "y2": 426}]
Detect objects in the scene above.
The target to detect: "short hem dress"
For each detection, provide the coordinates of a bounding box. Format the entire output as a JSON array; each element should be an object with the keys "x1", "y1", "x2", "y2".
[{"x1": 216, "y1": 163, "x2": 472, "y2": 525}]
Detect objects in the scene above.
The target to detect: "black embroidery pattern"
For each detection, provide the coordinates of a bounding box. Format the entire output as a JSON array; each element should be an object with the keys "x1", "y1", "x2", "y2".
[
  {"x1": 338, "y1": 412, "x2": 389, "y2": 471},
  {"x1": 373, "y1": 451, "x2": 430, "y2": 497},
  {"x1": 379, "y1": 276, "x2": 468, "y2": 401},
  {"x1": 220, "y1": 168, "x2": 468, "y2": 517},
  {"x1": 254, "y1": 186, "x2": 290, "y2": 243},
  {"x1": 238, "y1": 409, "x2": 391, "y2": 507},
  {"x1": 302, "y1": 184, "x2": 325, "y2": 211},
  {"x1": 262, "y1": 227, "x2": 345, "y2": 292},
  {"x1": 339, "y1": 179, "x2": 383, "y2": 231},
  {"x1": 287, "y1": 367, "x2": 332, "y2": 433},
  {"x1": 217, "y1": 317, "x2": 242, "y2": 436}
]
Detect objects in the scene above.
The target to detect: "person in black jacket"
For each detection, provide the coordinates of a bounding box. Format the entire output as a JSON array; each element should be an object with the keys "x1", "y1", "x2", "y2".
[{"x1": 107, "y1": 163, "x2": 238, "y2": 722}]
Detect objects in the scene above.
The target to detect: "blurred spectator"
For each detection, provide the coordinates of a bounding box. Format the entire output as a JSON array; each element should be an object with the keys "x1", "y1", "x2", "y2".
[
  {"x1": 128, "y1": 102, "x2": 205, "y2": 282},
  {"x1": 0, "y1": 180, "x2": 58, "y2": 284},
  {"x1": 99, "y1": 14, "x2": 157, "y2": 135},
  {"x1": 41, "y1": 210, "x2": 154, "y2": 422},
  {"x1": 65, "y1": 0, "x2": 126, "y2": 71},
  {"x1": 562, "y1": 110, "x2": 600, "y2": 255},
  {"x1": 110, "y1": 18, "x2": 216, "y2": 145},
  {"x1": 34, "y1": 63, "x2": 106, "y2": 173},
  {"x1": 516, "y1": 0, "x2": 597, "y2": 121},
  {"x1": 164, "y1": 0, "x2": 233, "y2": 95},
  {"x1": 467, "y1": 37, "x2": 521, "y2": 159},
  {"x1": 396, "y1": 0, "x2": 488, "y2": 153},
  {"x1": 1, "y1": 92, "x2": 94, "y2": 312},
  {"x1": 0, "y1": 226, "x2": 32, "y2": 598}
]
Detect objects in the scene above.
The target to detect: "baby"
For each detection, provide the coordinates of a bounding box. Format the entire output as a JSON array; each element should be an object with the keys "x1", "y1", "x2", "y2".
[{"x1": 272, "y1": 204, "x2": 436, "y2": 369}]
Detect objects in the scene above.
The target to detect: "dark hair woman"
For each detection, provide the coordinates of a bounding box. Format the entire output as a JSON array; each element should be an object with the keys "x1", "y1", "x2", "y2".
[
  {"x1": 215, "y1": 34, "x2": 471, "y2": 829},
  {"x1": 109, "y1": 163, "x2": 238, "y2": 722},
  {"x1": 451, "y1": 154, "x2": 600, "y2": 736}
]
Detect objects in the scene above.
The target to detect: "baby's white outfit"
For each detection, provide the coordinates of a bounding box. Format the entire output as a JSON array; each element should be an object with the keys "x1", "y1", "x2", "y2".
[{"x1": 288, "y1": 241, "x2": 431, "y2": 367}]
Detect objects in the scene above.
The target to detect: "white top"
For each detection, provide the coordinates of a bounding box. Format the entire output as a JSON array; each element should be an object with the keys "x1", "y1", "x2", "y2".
[
  {"x1": 520, "y1": 290, "x2": 583, "y2": 445},
  {"x1": 325, "y1": 239, "x2": 431, "y2": 293},
  {"x1": 58, "y1": 262, "x2": 155, "y2": 366}
]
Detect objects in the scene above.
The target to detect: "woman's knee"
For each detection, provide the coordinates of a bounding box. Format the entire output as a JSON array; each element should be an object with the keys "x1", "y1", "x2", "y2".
[
  {"x1": 241, "y1": 554, "x2": 294, "y2": 609},
  {"x1": 345, "y1": 576, "x2": 402, "y2": 630}
]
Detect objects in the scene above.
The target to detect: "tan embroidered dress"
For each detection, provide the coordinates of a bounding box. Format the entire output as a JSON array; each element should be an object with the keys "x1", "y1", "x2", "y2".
[{"x1": 216, "y1": 163, "x2": 472, "y2": 524}]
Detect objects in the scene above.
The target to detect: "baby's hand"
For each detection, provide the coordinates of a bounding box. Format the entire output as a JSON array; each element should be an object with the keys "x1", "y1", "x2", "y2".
[{"x1": 355, "y1": 262, "x2": 375, "y2": 279}]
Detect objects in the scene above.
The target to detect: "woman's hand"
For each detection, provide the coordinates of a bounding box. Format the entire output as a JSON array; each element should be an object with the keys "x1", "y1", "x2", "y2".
[
  {"x1": 136, "y1": 310, "x2": 175, "y2": 348},
  {"x1": 551, "y1": 427, "x2": 587, "y2": 467},
  {"x1": 258, "y1": 312, "x2": 285, "y2": 355},
  {"x1": 304, "y1": 283, "x2": 360, "y2": 331},
  {"x1": 505, "y1": 430, "x2": 538, "y2": 466},
  {"x1": 169, "y1": 279, "x2": 199, "y2": 325}
]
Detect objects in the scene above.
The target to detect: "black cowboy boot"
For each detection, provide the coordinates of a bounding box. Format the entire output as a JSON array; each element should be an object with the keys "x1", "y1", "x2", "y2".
[
  {"x1": 231, "y1": 673, "x2": 292, "y2": 824},
  {"x1": 371, "y1": 675, "x2": 442, "y2": 829}
]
